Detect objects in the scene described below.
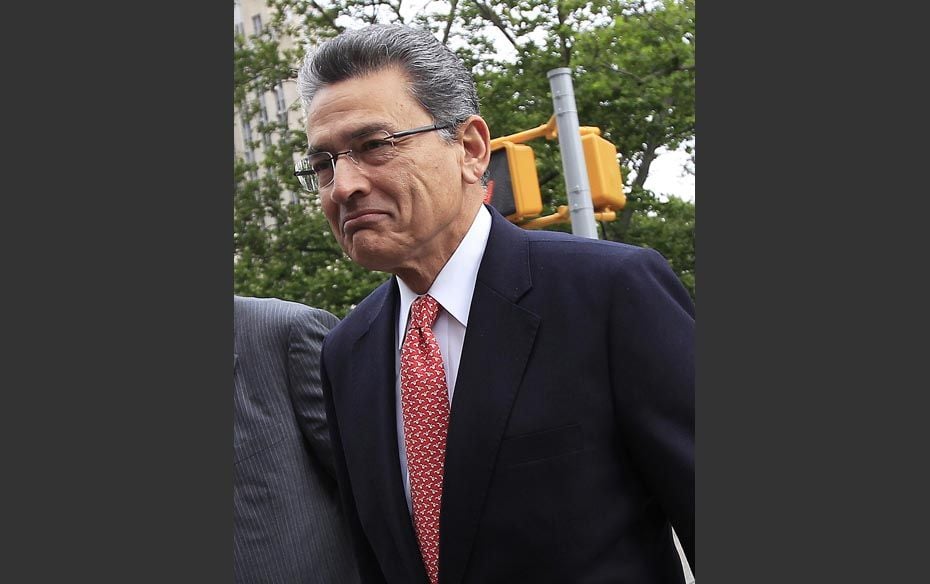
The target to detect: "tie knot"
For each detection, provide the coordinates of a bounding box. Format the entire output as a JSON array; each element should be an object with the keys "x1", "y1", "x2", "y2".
[{"x1": 409, "y1": 294, "x2": 440, "y2": 330}]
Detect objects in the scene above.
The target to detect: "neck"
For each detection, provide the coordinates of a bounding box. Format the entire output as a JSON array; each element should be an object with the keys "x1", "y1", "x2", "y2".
[{"x1": 395, "y1": 200, "x2": 483, "y2": 295}]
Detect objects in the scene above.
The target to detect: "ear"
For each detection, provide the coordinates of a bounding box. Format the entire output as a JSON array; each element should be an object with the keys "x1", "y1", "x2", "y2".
[{"x1": 459, "y1": 116, "x2": 491, "y2": 185}]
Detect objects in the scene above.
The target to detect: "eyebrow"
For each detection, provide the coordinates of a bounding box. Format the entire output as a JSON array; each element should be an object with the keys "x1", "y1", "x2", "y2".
[{"x1": 307, "y1": 122, "x2": 395, "y2": 155}]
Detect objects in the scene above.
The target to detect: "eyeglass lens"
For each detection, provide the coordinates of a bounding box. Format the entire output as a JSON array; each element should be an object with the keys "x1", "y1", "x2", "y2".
[
  {"x1": 297, "y1": 131, "x2": 398, "y2": 192},
  {"x1": 294, "y1": 124, "x2": 451, "y2": 194}
]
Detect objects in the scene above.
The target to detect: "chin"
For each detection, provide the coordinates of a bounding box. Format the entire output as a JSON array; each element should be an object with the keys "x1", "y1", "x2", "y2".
[
  {"x1": 345, "y1": 236, "x2": 393, "y2": 273},
  {"x1": 349, "y1": 252, "x2": 393, "y2": 273}
]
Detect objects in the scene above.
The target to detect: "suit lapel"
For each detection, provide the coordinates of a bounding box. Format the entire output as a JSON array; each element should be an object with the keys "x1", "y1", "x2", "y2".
[
  {"x1": 439, "y1": 209, "x2": 540, "y2": 584},
  {"x1": 338, "y1": 280, "x2": 428, "y2": 582}
]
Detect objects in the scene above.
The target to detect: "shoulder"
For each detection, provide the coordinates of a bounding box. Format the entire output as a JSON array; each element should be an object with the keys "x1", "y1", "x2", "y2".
[
  {"x1": 524, "y1": 229, "x2": 668, "y2": 275},
  {"x1": 483, "y1": 210, "x2": 686, "y2": 311},
  {"x1": 518, "y1": 230, "x2": 692, "y2": 314},
  {"x1": 235, "y1": 295, "x2": 339, "y2": 335},
  {"x1": 489, "y1": 205, "x2": 660, "y2": 270},
  {"x1": 322, "y1": 278, "x2": 395, "y2": 346},
  {"x1": 337, "y1": 278, "x2": 394, "y2": 322}
]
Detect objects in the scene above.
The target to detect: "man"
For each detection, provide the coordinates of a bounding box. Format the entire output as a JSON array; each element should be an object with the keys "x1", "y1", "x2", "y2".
[
  {"x1": 294, "y1": 24, "x2": 694, "y2": 584},
  {"x1": 233, "y1": 295, "x2": 359, "y2": 583}
]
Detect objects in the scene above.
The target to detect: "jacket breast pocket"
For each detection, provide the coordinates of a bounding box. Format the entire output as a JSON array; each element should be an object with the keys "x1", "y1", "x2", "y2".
[
  {"x1": 234, "y1": 421, "x2": 290, "y2": 464},
  {"x1": 498, "y1": 423, "x2": 583, "y2": 467}
]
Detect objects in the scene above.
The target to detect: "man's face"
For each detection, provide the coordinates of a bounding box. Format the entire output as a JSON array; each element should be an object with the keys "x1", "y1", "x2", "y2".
[{"x1": 305, "y1": 67, "x2": 475, "y2": 278}]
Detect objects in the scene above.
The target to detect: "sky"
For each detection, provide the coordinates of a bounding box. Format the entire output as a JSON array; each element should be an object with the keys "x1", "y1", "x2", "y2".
[{"x1": 641, "y1": 142, "x2": 695, "y2": 203}]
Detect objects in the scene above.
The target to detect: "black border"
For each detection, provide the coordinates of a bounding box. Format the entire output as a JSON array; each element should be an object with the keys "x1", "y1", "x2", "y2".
[
  {"x1": 15, "y1": 2, "x2": 927, "y2": 580},
  {"x1": 697, "y1": 4, "x2": 929, "y2": 582},
  {"x1": 11, "y1": 3, "x2": 233, "y2": 579}
]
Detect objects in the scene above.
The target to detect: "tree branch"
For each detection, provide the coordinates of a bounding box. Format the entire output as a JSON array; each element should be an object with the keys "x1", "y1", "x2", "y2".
[
  {"x1": 471, "y1": 1, "x2": 519, "y2": 49},
  {"x1": 442, "y1": 0, "x2": 460, "y2": 45},
  {"x1": 306, "y1": 0, "x2": 341, "y2": 32},
  {"x1": 633, "y1": 144, "x2": 658, "y2": 191},
  {"x1": 613, "y1": 141, "x2": 659, "y2": 240},
  {"x1": 556, "y1": 0, "x2": 572, "y2": 66},
  {"x1": 389, "y1": 0, "x2": 406, "y2": 23},
  {"x1": 536, "y1": 169, "x2": 559, "y2": 189}
]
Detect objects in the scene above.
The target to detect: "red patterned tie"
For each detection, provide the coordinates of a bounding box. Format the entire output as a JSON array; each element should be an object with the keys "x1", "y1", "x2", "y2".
[{"x1": 400, "y1": 294, "x2": 449, "y2": 584}]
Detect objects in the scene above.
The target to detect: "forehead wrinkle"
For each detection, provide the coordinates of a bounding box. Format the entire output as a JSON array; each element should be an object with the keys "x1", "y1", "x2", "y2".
[{"x1": 307, "y1": 120, "x2": 397, "y2": 154}]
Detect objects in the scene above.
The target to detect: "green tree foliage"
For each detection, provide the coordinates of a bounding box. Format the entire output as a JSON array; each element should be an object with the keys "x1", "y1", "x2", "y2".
[
  {"x1": 455, "y1": 0, "x2": 694, "y2": 287},
  {"x1": 621, "y1": 192, "x2": 695, "y2": 298},
  {"x1": 234, "y1": 10, "x2": 389, "y2": 317},
  {"x1": 234, "y1": 0, "x2": 695, "y2": 317}
]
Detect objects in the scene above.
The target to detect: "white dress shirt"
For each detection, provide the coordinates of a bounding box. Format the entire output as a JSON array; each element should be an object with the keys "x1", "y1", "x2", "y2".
[{"x1": 394, "y1": 205, "x2": 492, "y2": 513}]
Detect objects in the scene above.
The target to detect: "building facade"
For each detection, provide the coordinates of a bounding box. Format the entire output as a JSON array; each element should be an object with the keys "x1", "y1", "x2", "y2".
[{"x1": 234, "y1": 0, "x2": 303, "y2": 206}]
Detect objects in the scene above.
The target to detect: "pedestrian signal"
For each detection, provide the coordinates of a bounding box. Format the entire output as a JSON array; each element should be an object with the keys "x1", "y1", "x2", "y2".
[
  {"x1": 485, "y1": 141, "x2": 543, "y2": 222},
  {"x1": 581, "y1": 134, "x2": 626, "y2": 211}
]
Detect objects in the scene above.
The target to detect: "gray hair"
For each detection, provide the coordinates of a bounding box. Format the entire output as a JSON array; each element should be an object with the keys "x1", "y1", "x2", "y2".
[{"x1": 296, "y1": 24, "x2": 479, "y2": 142}]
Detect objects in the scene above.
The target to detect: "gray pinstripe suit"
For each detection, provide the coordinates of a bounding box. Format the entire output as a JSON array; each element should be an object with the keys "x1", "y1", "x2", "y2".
[{"x1": 234, "y1": 296, "x2": 360, "y2": 583}]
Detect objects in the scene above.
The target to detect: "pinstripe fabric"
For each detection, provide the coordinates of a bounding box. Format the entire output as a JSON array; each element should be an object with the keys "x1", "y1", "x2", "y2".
[{"x1": 234, "y1": 296, "x2": 360, "y2": 583}]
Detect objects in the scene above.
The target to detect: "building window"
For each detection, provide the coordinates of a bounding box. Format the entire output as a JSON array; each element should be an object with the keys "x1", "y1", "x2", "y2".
[
  {"x1": 234, "y1": 22, "x2": 244, "y2": 38},
  {"x1": 257, "y1": 95, "x2": 272, "y2": 148},
  {"x1": 258, "y1": 95, "x2": 269, "y2": 125},
  {"x1": 275, "y1": 83, "x2": 287, "y2": 125},
  {"x1": 252, "y1": 15, "x2": 262, "y2": 35},
  {"x1": 244, "y1": 148, "x2": 258, "y2": 181},
  {"x1": 241, "y1": 119, "x2": 253, "y2": 146}
]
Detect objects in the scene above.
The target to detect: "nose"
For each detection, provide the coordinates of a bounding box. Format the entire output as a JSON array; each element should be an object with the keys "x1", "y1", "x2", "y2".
[{"x1": 328, "y1": 153, "x2": 367, "y2": 205}]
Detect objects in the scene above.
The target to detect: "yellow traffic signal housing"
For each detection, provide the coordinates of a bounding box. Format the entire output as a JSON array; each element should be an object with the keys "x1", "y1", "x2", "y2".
[
  {"x1": 486, "y1": 141, "x2": 543, "y2": 222},
  {"x1": 581, "y1": 133, "x2": 626, "y2": 211},
  {"x1": 488, "y1": 118, "x2": 626, "y2": 226}
]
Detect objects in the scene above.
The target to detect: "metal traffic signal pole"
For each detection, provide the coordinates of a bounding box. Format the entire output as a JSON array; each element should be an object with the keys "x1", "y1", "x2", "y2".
[{"x1": 547, "y1": 67, "x2": 598, "y2": 239}]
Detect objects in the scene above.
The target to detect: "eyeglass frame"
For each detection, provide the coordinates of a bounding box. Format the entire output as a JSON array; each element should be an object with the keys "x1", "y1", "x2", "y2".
[{"x1": 293, "y1": 122, "x2": 454, "y2": 194}]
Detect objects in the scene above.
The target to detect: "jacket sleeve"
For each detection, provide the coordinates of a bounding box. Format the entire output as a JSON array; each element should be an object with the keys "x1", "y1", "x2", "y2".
[
  {"x1": 610, "y1": 246, "x2": 695, "y2": 572},
  {"x1": 287, "y1": 306, "x2": 341, "y2": 479}
]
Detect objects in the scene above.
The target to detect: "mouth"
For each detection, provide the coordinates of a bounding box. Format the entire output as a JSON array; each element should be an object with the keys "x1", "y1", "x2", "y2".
[{"x1": 341, "y1": 209, "x2": 388, "y2": 235}]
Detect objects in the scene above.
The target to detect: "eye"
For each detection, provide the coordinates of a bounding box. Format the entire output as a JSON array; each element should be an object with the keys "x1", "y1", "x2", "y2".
[
  {"x1": 307, "y1": 154, "x2": 333, "y2": 174},
  {"x1": 357, "y1": 138, "x2": 393, "y2": 153}
]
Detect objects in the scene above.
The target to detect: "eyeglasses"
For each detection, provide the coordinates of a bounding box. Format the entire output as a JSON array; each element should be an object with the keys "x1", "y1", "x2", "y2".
[{"x1": 293, "y1": 123, "x2": 452, "y2": 194}]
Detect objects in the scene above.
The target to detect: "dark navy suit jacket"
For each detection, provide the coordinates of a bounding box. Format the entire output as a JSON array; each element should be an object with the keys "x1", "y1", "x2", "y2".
[{"x1": 320, "y1": 207, "x2": 694, "y2": 584}]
